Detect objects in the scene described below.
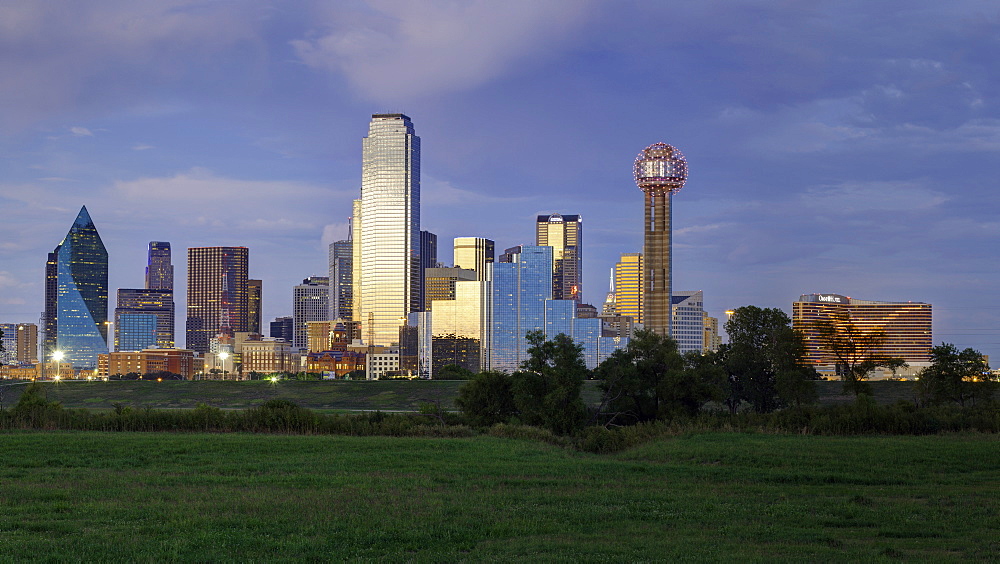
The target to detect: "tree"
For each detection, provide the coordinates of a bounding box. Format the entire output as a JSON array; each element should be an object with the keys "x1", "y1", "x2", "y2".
[
  {"x1": 437, "y1": 364, "x2": 476, "y2": 380},
  {"x1": 722, "y1": 306, "x2": 816, "y2": 413},
  {"x1": 917, "y1": 343, "x2": 996, "y2": 407},
  {"x1": 455, "y1": 371, "x2": 517, "y2": 426},
  {"x1": 594, "y1": 329, "x2": 723, "y2": 424},
  {"x1": 511, "y1": 331, "x2": 589, "y2": 434},
  {"x1": 812, "y1": 311, "x2": 905, "y2": 396}
]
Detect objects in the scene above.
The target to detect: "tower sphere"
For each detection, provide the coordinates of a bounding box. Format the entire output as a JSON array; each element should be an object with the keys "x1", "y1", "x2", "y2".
[{"x1": 634, "y1": 142, "x2": 688, "y2": 194}]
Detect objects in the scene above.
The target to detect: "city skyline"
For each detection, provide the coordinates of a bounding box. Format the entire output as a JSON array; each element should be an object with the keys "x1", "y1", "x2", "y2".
[{"x1": 0, "y1": 3, "x2": 997, "y2": 359}]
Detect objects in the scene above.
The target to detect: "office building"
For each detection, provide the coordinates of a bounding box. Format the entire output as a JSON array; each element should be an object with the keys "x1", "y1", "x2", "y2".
[
  {"x1": 454, "y1": 237, "x2": 494, "y2": 281},
  {"x1": 423, "y1": 267, "x2": 477, "y2": 311},
  {"x1": 490, "y1": 245, "x2": 553, "y2": 372},
  {"x1": 186, "y1": 247, "x2": 249, "y2": 353},
  {"x1": 293, "y1": 276, "x2": 329, "y2": 350},
  {"x1": 536, "y1": 213, "x2": 583, "y2": 302},
  {"x1": 614, "y1": 253, "x2": 643, "y2": 324},
  {"x1": 792, "y1": 293, "x2": 933, "y2": 365},
  {"x1": 97, "y1": 348, "x2": 196, "y2": 380},
  {"x1": 703, "y1": 313, "x2": 721, "y2": 353},
  {"x1": 0, "y1": 323, "x2": 38, "y2": 365},
  {"x1": 420, "y1": 230, "x2": 437, "y2": 310},
  {"x1": 353, "y1": 113, "x2": 421, "y2": 345},
  {"x1": 635, "y1": 143, "x2": 688, "y2": 335},
  {"x1": 270, "y1": 316, "x2": 293, "y2": 342},
  {"x1": 424, "y1": 279, "x2": 491, "y2": 376},
  {"x1": 145, "y1": 241, "x2": 173, "y2": 290},
  {"x1": 498, "y1": 245, "x2": 521, "y2": 264},
  {"x1": 43, "y1": 206, "x2": 109, "y2": 368},
  {"x1": 328, "y1": 239, "x2": 353, "y2": 321},
  {"x1": 671, "y1": 290, "x2": 705, "y2": 354},
  {"x1": 114, "y1": 289, "x2": 174, "y2": 351},
  {"x1": 248, "y1": 279, "x2": 262, "y2": 335}
]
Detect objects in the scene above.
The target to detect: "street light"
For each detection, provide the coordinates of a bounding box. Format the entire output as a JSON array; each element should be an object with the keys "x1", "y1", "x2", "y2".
[
  {"x1": 218, "y1": 351, "x2": 230, "y2": 379},
  {"x1": 52, "y1": 351, "x2": 64, "y2": 381}
]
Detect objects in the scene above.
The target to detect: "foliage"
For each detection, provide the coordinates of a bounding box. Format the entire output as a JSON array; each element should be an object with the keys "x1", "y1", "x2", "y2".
[
  {"x1": 722, "y1": 306, "x2": 817, "y2": 413},
  {"x1": 917, "y1": 343, "x2": 996, "y2": 407},
  {"x1": 594, "y1": 330, "x2": 724, "y2": 424},
  {"x1": 511, "y1": 331, "x2": 589, "y2": 434},
  {"x1": 345, "y1": 370, "x2": 367, "y2": 380},
  {"x1": 812, "y1": 311, "x2": 906, "y2": 396},
  {"x1": 436, "y1": 364, "x2": 476, "y2": 380},
  {"x1": 455, "y1": 371, "x2": 517, "y2": 426}
]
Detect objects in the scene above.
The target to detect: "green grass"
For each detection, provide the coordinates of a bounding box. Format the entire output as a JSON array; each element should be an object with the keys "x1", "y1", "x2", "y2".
[
  {"x1": 0, "y1": 379, "x2": 924, "y2": 413},
  {"x1": 0, "y1": 432, "x2": 996, "y2": 560}
]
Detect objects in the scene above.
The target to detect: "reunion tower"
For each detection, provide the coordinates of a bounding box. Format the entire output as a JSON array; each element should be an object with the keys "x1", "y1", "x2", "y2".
[{"x1": 634, "y1": 142, "x2": 688, "y2": 336}]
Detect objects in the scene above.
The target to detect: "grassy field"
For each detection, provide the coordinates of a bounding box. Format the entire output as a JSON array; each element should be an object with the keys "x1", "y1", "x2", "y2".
[
  {"x1": 0, "y1": 379, "x2": 922, "y2": 412},
  {"x1": 0, "y1": 431, "x2": 995, "y2": 560}
]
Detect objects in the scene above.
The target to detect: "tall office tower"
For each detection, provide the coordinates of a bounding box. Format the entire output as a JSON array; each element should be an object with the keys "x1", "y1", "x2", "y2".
[
  {"x1": 114, "y1": 289, "x2": 175, "y2": 351},
  {"x1": 419, "y1": 230, "x2": 437, "y2": 311},
  {"x1": 498, "y1": 245, "x2": 521, "y2": 263},
  {"x1": 270, "y1": 315, "x2": 293, "y2": 342},
  {"x1": 145, "y1": 241, "x2": 173, "y2": 290},
  {"x1": 536, "y1": 213, "x2": 583, "y2": 302},
  {"x1": 671, "y1": 290, "x2": 705, "y2": 354},
  {"x1": 635, "y1": 143, "x2": 688, "y2": 336},
  {"x1": 354, "y1": 113, "x2": 421, "y2": 345},
  {"x1": 0, "y1": 323, "x2": 38, "y2": 364},
  {"x1": 186, "y1": 247, "x2": 249, "y2": 353},
  {"x1": 42, "y1": 206, "x2": 109, "y2": 368},
  {"x1": 247, "y1": 279, "x2": 262, "y2": 334},
  {"x1": 423, "y1": 267, "x2": 477, "y2": 311},
  {"x1": 453, "y1": 237, "x2": 495, "y2": 281},
  {"x1": 427, "y1": 279, "x2": 491, "y2": 376},
  {"x1": 703, "y1": 313, "x2": 721, "y2": 353},
  {"x1": 292, "y1": 276, "x2": 329, "y2": 350},
  {"x1": 328, "y1": 239, "x2": 353, "y2": 321},
  {"x1": 792, "y1": 293, "x2": 933, "y2": 365},
  {"x1": 490, "y1": 245, "x2": 553, "y2": 372},
  {"x1": 614, "y1": 253, "x2": 644, "y2": 323}
]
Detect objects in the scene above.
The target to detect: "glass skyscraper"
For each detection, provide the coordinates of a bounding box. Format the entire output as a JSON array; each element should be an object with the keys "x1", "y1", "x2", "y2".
[
  {"x1": 671, "y1": 290, "x2": 705, "y2": 354},
  {"x1": 536, "y1": 214, "x2": 582, "y2": 302},
  {"x1": 489, "y1": 246, "x2": 552, "y2": 372},
  {"x1": 43, "y1": 206, "x2": 109, "y2": 368},
  {"x1": 292, "y1": 276, "x2": 329, "y2": 350},
  {"x1": 328, "y1": 239, "x2": 353, "y2": 321},
  {"x1": 354, "y1": 113, "x2": 421, "y2": 346},
  {"x1": 115, "y1": 288, "x2": 175, "y2": 351},
  {"x1": 186, "y1": 247, "x2": 249, "y2": 353},
  {"x1": 145, "y1": 241, "x2": 173, "y2": 290}
]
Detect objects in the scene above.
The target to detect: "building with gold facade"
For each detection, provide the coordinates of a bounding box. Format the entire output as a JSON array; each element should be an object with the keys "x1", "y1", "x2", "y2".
[
  {"x1": 614, "y1": 253, "x2": 643, "y2": 324},
  {"x1": 792, "y1": 293, "x2": 932, "y2": 365}
]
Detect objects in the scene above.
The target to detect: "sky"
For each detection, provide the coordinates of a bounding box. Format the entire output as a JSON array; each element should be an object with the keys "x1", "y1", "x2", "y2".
[{"x1": 1, "y1": 1, "x2": 999, "y2": 359}]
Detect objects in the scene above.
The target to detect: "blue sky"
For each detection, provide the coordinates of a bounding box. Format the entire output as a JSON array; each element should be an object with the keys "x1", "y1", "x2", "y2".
[{"x1": 1, "y1": 1, "x2": 998, "y2": 358}]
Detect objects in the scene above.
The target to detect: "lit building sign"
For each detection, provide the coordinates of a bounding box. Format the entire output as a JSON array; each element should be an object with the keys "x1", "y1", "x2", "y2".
[{"x1": 816, "y1": 294, "x2": 848, "y2": 304}]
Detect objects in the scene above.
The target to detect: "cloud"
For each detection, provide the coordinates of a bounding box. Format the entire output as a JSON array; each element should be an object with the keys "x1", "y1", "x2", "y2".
[
  {"x1": 291, "y1": 0, "x2": 594, "y2": 102},
  {"x1": 114, "y1": 167, "x2": 336, "y2": 202},
  {"x1": 802, "y1": 181, "x2": 948, "y2": 213},
  {"x1": 132, "y1": 144, "x2": 154, "y2": 151},
  {"x1": 70, "y1": 126, "x2": 93, "y2": 137},
  {"x1": 422, "y1": 177, "x2": 536, "y2": 206}
]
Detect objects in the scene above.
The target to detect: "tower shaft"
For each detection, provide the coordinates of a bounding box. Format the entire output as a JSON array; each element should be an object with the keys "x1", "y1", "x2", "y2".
[{"x1": 643, "y1": 191, "x2": 672, "y2": 336}]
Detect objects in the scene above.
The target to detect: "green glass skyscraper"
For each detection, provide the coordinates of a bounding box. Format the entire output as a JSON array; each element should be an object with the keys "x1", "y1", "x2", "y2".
[{"x1": 43, "y1": 206, "x2": 109, "y2": 368}]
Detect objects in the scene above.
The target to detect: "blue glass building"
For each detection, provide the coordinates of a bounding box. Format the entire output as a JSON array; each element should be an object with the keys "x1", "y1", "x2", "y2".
[
  {"x1": 43, "y1": 206, "x2": 109, "y2": 368},
  {"x1": 116, "y1": 313, "x2": 158, "y2": 352}
]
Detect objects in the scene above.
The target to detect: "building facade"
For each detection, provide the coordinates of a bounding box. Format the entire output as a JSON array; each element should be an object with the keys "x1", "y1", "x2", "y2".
[
  {"x1": 145, "y1": 241, "x2": 173, "y2": 290},
  {"x1": 453, "y1": 237, "x2": 494, "y2": 281},
  {"x1": 614, "y1": 253, "x2": 643, "y2": 324},
  {"x1": 353, "y1": 113, "x2": 421, "y2": 345},
  {"x1": 115, "y1": 288, "x2": 174, "y2": 351},
  {"x1": 186, "y1": 247, "x2": 249, "y2": 353},
  {"x1": 792, "y1": 293, "x2": 933, "y2": 365},
  {"x1": 328, "y1": 239, "x2": 353, "y2": 321},
  {"x1": 248, "y1": 279, "x2": 262, "y2": 335},
  {"x1": 423, "y1": 267, "x2": 477, "y2": 311},
  {"x1": 634, "y1": 143, "x2": 688, "y2": 336},
  {"x1": 0, "y1": 323, "x2": 38, "y2": 365},
  {"x1": 43, "y1": 206, "x2": 109, "y2": 368},
  {"x1": 671, "y1": 290, "x2": 705, "y2": 354},
  {"x1": 292, "y1": 277, "x2": 329, "y2": 350},
  {"x1": 490, "y1": 245, "x2": 553, "y2": 372},
  {"x1": 424, "y1": 279, "x2": 491, "y2": 377},
  {"x1": 536, "y1": 214, "x2": 583, "y2": 303}
]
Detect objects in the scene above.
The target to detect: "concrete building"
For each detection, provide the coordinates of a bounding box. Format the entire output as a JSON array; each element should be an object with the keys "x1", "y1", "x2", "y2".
[
  {"x1": 241, "y1": 339, "x2": 300, "y2": 375},
  {"x1": 634, "y1": 143, "x2": 688, "y2": 336},
  {"x1": 0, "y1": 323, "x2": 38, "y2": 365},
  {"x1": 671, "y1": 290, "x2": 705, "y2": 355},
  {"x1": 536, "y1": 214, "x2": 583, "y2": 302},
  {"x1": 97, "y1": 348, "x2": 196, "y2": 380},
  {"x1": 292, "y1": 276, "x2": 329, "y2": 350},
  {"x1": 43, "y1": 206, "x2": 109, "y2": 368},
  {"x1": 186, "y1": 247, "x2": 249, "y2": 353},
  {"x1": 353, "y1": 113, "x2": 421, "y2": 346}
]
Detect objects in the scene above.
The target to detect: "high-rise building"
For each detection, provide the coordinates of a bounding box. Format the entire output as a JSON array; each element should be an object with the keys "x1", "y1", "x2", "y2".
[
  {"x1": 248, "y1": 279, "x2": 262, "y2": 335},
  {"x1": 114, "y1": 289, "x2": 175, "y2": 351},
  {"x1": 490, "y1": 246, "x2": 553, "y2": 372},
  {"x1": 792, "y1": 293, "x2": 933, "y2": 365},
  {"x1": 328, "y1": 239, "x2": 353, "y2": 321},
  {"x1": 671, "y1": 290, "x2": 705, "y2": 354},
  {"x1": 43, "y1": 206, "x2": 109, "y2": 368},
  {"x1": 292, "y1": 276, "x2": 329, "y2": 350},
  {"x1": 419, "y1": 230, "x2": 438, "y2": 311},
  {"x1": 270, "y1": 315, "x2": 293, "y2": 342},
  {"x1": 634, "y1": 143, "x2": 688, "y2": 336},
  {"x1": 614, "y1": 253, "x2": 644, "y2": 324},
  {"x1": 498, "y1": 245, "x2": 521, "y2": 264},
  {"x1": 353, "y1": 113, "x2": 421, "y2": 345},
  {"x1": 703, "y1": 313, "x2": 721, "y2": 353},
  {"x1": 145, "y1": 241, "x2": 173, "y2": 290},
  {"x1": 186, "y1": 247, "x2": 249, "y2": 353},
  {"x1": 453, "y1": 237, "x2": 494, "y2": 281},
  {"x1": 426, "y1": 279, "x2": 491, "y2": 376},
  {"x1": 423, "y1": 267, "x2": 477, "y2": 311},
  {"x1": 536, "y1": 214, "x2": 583, "y2": 302},
  {"x1": 0, "y1": 323, "x2": 38, "y2": 365}
]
